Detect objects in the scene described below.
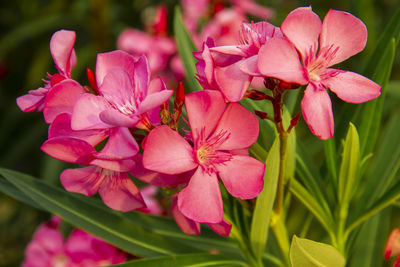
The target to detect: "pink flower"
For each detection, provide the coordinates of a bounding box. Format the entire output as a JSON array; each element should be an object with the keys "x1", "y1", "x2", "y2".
[
  {"x1": 71, "y1": 52, "x2": 172, "y2": 131},
  {"x1": 143, "y1": 90, "x2": 265, "y2": 223},
  {"x1": 41, "y1": 126, "x2": 145, "y2": 212},
  {"x1": 17, "y1": 30, "x2": 78, "y2": 115},
  {"x1": 385, "y1": 228, "x2": 400, "y2": 261},
  {"x1": 255, "y1": 7, "x2": 381, "y2": 139},
  {"x1": 23, "y1": 219, "x2": 126, "y2": 267},
  {"x1": 207, "y1": 21, "x2": 282, "y2": 101}
]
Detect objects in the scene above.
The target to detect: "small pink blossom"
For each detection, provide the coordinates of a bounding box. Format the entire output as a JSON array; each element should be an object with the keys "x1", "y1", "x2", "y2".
[
  {"x1": 143, "y1": 90, "x2": 265, "y2": 224},
  {"x1": 255, "y1": 7, "x2": 381, "y2": 139},
  {"x1": 71, "y1": 52, "x2": 172, "y2": 131},
  {"x1": 22, "y1": 219, "x2": 126, "y2": 267},
  {"x1": 205, "y1": 21, "x2": 282, "y2": 101},
  {"x1": 41, "y1": 126, "x2": 145, "y2": 212},
  {"x1": 17, "y1": 30, "x2": 78, "y2": 115}
]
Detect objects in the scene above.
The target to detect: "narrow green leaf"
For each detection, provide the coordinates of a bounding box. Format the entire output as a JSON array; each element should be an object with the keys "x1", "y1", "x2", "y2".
[
  {"x1": 0, "y1": 167, "x2": 198, "y2": 257},
  {"x1": 338, "y1": 123, "x2": 360, "y2": 205},
  {"x1": 346, "y1": 179, "x2": 400, "y2": 235},
  {"x1": 0, "y1": 178, "x2": 43, "y2": 211},
  {"x1": 358, "y1": 39, "x2": 397, "y2": 157},
  {"x1": 290, "y1": 179, "x2": 335, "y2": 236},
  {"x1": 335, "y1": 8, "x2": 400, "y2": 142},
  {"x1": 114, "y1": 253, "x2": 246, "y2": 267},
  {"x1": 290, "y1": 236, "x2": 345, "y2": 267},
  {"x1": 173, "y1": 6, "x2": 202, "y2": 92},
  {"x1": 250, "y1": 137, "x2": 280, "y2": 261},
  {"x1": 324, "y1": 138, "x2": 338, "y2": 191},
  {"x1": 347, "y1": 209, "x2": 391, "y2": 267}
]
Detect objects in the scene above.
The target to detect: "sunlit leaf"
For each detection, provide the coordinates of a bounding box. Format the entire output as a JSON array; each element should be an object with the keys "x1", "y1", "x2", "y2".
[{"x1": 290, "y1": 235, "x2": 345, "y2": 267}]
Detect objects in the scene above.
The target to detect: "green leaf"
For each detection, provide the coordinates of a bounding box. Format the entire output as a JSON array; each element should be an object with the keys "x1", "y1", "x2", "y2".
[
  {"x1": 114, "y1": 253, "x2": 246, "y2": 267},
  {"x1": 336, "y1": 8, "x2": 400, "y2": 146},
  {"x1": 173, "y1": 6, "x2": 202, "y2": 92},
  {"x1": 358, "y1": 39, "x2": 397, "y2": 157},
  {"x1": 324, "y1": 138, "x2": 338, "y2": 192},
  {"x1": 290, "y1": 235, "x2": 345, "y2": 267},
  {"x1": 338, "y1": 123, "x2": 360, "y2": 206},
  {"x1": 290, "y1": 179, "x2": 335, "y2": 236},
  {"x1": 0, "y1": 167, "x2": 199, "y2": 257},
  {"x1": 0, "y1": 178, "x2": 43, "y2": 211},
  {"x1": 250, "y1": 137, "x2": 280, "y2": 262},
  {"x1": 347, "y1": 209, "x2": 391, "y2": 267}
]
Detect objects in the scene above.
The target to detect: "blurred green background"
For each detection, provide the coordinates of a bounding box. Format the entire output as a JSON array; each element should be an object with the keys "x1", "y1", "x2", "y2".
[{"x1": 0, "y1": 0, "x2": 399, "y2": 266}]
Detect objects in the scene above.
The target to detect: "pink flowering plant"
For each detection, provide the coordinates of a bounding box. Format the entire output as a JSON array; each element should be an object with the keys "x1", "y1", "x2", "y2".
[{"x1": 1, "y1": 1, "x2": 400, "y2": 266}]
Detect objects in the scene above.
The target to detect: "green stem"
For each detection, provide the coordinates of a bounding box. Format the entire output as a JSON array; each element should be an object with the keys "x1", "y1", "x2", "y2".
[
  {"x1": 271, "y1": 214, "x2": 291, "y2": 267},
  {"x1": 274, "y1": 131, "x2": 288, "y2": 216}
]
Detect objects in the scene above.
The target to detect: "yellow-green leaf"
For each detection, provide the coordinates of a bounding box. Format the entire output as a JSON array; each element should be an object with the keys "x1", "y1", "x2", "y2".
[{"x1": 290, "y1": 236, "x2": 345, "y2": 267}]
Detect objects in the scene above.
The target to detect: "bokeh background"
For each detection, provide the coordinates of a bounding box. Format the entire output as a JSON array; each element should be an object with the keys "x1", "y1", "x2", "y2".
[{"x1": 0, "y1": 0, "x2": 399, "y2": 266}]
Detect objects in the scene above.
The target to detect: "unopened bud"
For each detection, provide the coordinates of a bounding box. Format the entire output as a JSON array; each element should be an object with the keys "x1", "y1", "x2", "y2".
[
  {"x1": 385, "y1": 228, "x2": 400, "y2": 260},
  {"x1": 254, "y1": 110, "x2": 268, "y2": 120},
  {"x1": 290, "y1": 113, "x2": 301, "y2": 128},
  {"x1": 86, "y1": 68, "x2": 99, "y2": 94},
  {"x1": 244, "y1": 90, "x2": 272, "y2": 101}
]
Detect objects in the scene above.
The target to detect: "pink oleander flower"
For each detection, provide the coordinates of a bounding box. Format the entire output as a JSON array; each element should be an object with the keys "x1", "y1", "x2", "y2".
[
  {"x1": 71, "y1": 52, "x2": 172, "y2": 131},
  {"x1": 17, "y1": 30, "x2": 78, "y2": 115},
  {"x1": 143, "y1": 90, "x2": 265, "y2": 224},
  {"x1": 385, "y1": 228, "x2": 400, "y2": 266},
  {"x1": 41, "y1": 125, "x2": 145, "y2": 212},
  {"x1": 171, "y1": 197, "x2": 232, "y2": 236},
  {"x1": 206, "y1": 21, "x2": 282, "y2": 102},
  {"x1": 255, "y1": 7, "x2": 381, "y2": 139},
  {"x1": 23, "y1": 219, "x2": 126, "y2": 267}
]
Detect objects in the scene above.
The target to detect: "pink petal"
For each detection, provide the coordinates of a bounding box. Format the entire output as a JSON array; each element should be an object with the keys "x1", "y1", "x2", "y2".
[
  {"x1": 99, "y1": 109, "x2": 140, "y2": 128},
  {"x1": 96, "y1": 50, "x2": 136, "y2": 86},
  {"x1": 178, "y1": 168, "x2": 223, "y2": 223},
  {"x1": 43, "y1": 79, "x2": 85, "y2": 123},
  {"x1": 281, "y1": 7, "x2": 322, "y2": 60},
  {"x1": 137, "y1": 90, "x2": 173, "y2": 115},
  {"x1": 258, "y1": 38, "x2": 308, "y2": 84},
  {"x1": 143, "y1": 125, "x2": 197, "y2": 174},
  {"x1": 207, "y1": 218, "x2": 232, "y2": 236},
  {"x1": 301, "y1": 83, "x2": 334, "y2": 140},
  {"x1": 41, "y1": 137, "x2": 95, "y2": 163},
  {"x1": 185, "y1": 90, "x2": 226, "y2": 141},
  {"x1": 16, "y1": 92, "x2": 45, "y2": 112},
  {"x1": 49, "y1": 113, "x2": 108, "y2": 146},
  {"x1": 98, "y1": 172, "x2": 145, "y2": 212},
  {"x1": 320, "y1": 9, "x2": 367, "y2": 67},
  {"x1": 215, "y1": 61, "x2": 252, "y2": 102},
  {"x1": 210, "y1": 45, "x2": 247, "y2": 57},
  {"x1": 50, "y1": 30, "x2": 76, "y2": 77},
  {"x1": 322, "y1": 69, "x2": 381, "y2": 103},
  {"x1": 60, "y1": 166, "x2": 103, "y2": 196},
  {"x1": 96, "y1": 127, "x2": 139, "y2": 159},
  {"x1": 172, "y1": 197, "x2": 200, "y2": 235},
  {"x1": 71, "y1": 94, "x2": 112, "y2": 130},
  {"x1": 216, "y1": 154, "x2": 264, "y2": 199},
  {"x1": 148, "y1": 77, "x2": 167, "y2": 94},
  {"x1": 134, "y1": 55, "x2": 150, "y2": 97},
  {"x1": 130, "y1": 155, "x2": 179, "y2": 187},
  {"x1": 90, "y1": 158, "x2": 135, "y2": 172},
  {"x1": 99, "y1": 68, "x2": 134, "y2": 106},
  {"x1": 239, "y1": 55, "x2": 261, "y2": 76},
  {"x1": 212, "y1": 103, "x2": 259, "y2": 150}
]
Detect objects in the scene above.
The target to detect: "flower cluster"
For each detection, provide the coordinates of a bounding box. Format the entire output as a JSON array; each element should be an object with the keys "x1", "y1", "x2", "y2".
[
  {"x1": 22, "y1": 217, "x2": 126, "y2": 267},
  {"x1": 17, "y1": 6, "x2": 381, "y2": 238}
]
